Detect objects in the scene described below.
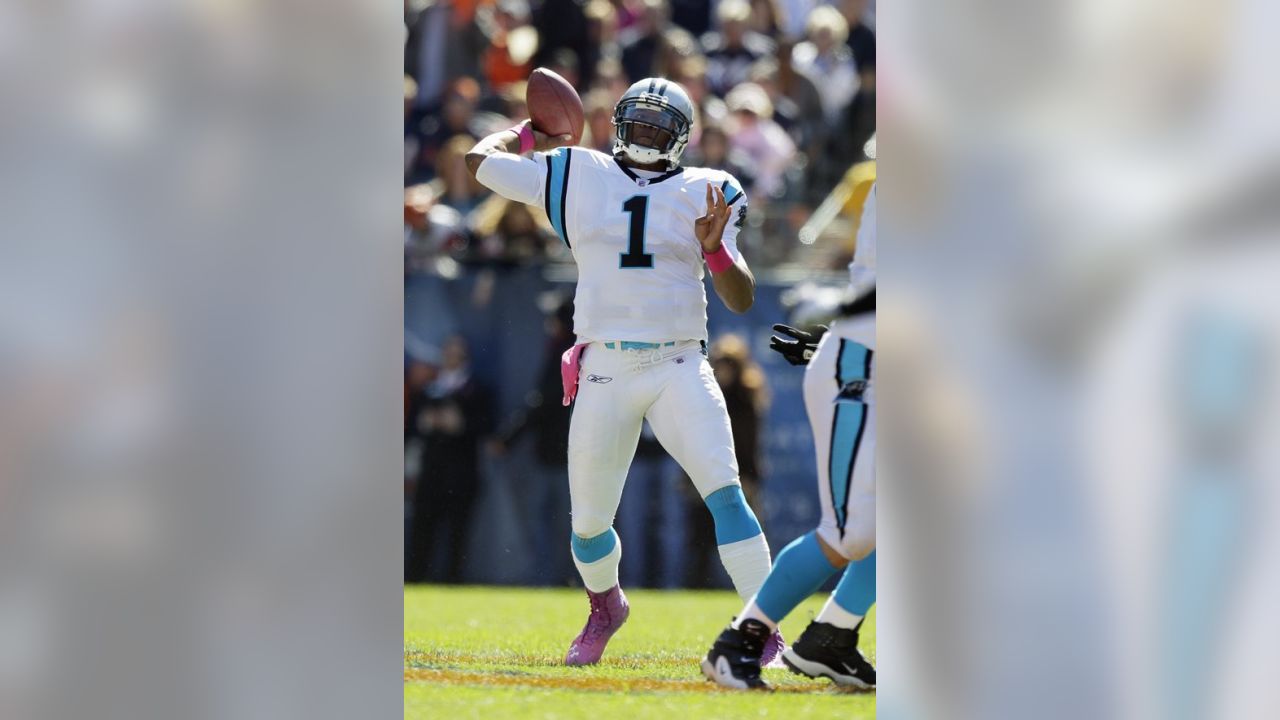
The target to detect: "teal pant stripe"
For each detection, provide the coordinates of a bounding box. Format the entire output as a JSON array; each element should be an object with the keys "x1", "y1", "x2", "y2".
[
  {"x1": 704, "y1": 485, "x2": 762, "y2": 545},
  {"x1": 571, "y1": 527, "x2": 617, "y2": 563},
  {"x1": 834, "y1": 550, "x2": 876, "y2": 616},
  {"x1": 830, "y1": 339, "x2": 870, "y2": 532},
  {"x1": 828, "y1": 400, "x2": 865, "y2": 531},
  {"x1": 754, "y1": 531, "x2": 839, "y2": 622}
]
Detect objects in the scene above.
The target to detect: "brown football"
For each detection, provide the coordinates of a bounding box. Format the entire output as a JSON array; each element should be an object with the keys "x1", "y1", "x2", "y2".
[{"x1": 526, "y1": 68, "x2": 584, "y2": 144}]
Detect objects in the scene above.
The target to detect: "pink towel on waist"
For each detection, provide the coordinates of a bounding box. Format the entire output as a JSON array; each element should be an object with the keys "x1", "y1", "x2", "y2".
[{"x1": 560, "y1": 342, "x2": 589, "y2": 406}]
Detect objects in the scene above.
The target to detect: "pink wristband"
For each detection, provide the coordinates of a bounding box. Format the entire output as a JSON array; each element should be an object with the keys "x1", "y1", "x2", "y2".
[
  {"x1": 512, "y1": 123, "x2": 535, "y2": 154},
  {"x1": 704, "y1": 244, "x2": 735, "y2": 273}
]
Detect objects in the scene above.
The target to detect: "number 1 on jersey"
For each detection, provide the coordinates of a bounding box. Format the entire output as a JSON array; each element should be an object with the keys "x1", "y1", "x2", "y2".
[{"x1": 620, "y1": 195, "x2": 654, "y2": 269}]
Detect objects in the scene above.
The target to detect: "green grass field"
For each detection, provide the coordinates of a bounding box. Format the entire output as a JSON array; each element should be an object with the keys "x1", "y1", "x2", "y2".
[{"x1": 406, "y1": 585, "x2": 876, "y2": 719}]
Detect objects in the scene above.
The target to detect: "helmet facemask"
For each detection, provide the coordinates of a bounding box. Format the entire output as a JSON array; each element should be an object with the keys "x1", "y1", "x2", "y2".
[{"x1": 613, "y1": 97, "x2": 691, "y2": 170}]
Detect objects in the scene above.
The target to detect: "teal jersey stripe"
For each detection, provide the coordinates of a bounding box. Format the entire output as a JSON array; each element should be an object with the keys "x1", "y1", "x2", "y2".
[
  {"x1": 719, "y1": 178, "x2": 744, "y2": 206},
  {"x1": 546, "y1": 149, "x2": 572, "y2": 247}
]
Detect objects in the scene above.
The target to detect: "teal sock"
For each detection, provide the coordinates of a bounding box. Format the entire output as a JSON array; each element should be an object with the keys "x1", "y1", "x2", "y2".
[
  {"x1": 753, "y1": 531, "x2": 838, "y2": 622},
  {"x1": 833, "y1": 551, "x2": 876, "y2": 616}
]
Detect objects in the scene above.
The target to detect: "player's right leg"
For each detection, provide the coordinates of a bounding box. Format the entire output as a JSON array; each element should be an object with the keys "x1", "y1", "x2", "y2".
[
  {"x1": 783, "y1": 551, "x2": 877, "y2": 688},
  {"x1": 704, "y1": 331, "x2": 873, "y2": 688},
  {"x1": 781, "y1": 330, "x2": 877, "y2": 687},
  {"x1": 737, "y1": 331, "x2": 861, "y2": 626},
  {"x1": 564, "y1": 344, "x2": 645, "y2": 666}
]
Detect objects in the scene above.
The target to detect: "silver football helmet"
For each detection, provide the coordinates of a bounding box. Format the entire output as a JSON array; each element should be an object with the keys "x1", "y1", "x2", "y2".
[{"x1": 612, "y1": 78, "x2": 694, "y2": 169}]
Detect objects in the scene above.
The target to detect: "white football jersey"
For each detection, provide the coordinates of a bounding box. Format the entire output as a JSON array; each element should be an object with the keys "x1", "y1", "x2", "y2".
[{"x1": 532, "y1": 147, "x2": 748, "y2": 343}]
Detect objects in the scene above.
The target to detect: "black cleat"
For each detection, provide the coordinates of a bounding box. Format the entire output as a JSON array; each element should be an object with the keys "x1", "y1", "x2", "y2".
[
  {"x1": 701, "y1": 618, "x2": 773, "y2": 690},
  {"x1": 782, "y1": 620, "x2": 876, "y2": 689}
]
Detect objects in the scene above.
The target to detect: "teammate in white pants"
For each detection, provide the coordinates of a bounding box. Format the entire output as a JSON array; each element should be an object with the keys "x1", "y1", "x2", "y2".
[
  {"x1": 704, "y1": 184, "x2": 877, "y2": 690},
  {"x1": 465, "y1": 78, "x2": 780, "y2": 665}
]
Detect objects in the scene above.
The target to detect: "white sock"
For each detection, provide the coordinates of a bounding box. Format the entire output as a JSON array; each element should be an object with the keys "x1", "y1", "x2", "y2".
[
  {"x1": 815, "y1": 593, "x2": 863, "y2": 630},
  {"x1": 717, "y1": 533, "x2": 772, "y2": 603},
  {"x1": 573, "y1": 538, "x2": 622, "y2": 593},
  {"x1": 731, "y1": 598, "x2": 778, "y2": 631}
]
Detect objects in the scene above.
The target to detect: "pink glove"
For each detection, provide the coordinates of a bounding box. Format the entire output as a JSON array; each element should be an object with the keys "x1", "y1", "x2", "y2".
[{"x1": 560, "y1": 342, "x2": 589, "y2": 406}]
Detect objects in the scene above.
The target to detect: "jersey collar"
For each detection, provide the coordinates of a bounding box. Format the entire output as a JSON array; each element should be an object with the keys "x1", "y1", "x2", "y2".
[{"x1": 614, "y1": 157, "x2": 683, "y2": 187}]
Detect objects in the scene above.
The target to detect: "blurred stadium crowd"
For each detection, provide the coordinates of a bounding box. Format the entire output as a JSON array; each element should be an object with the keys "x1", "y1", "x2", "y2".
[
  {"x1": 403, "y1": 0, "x2": 875, "y2": 585},
  {"x1": 404, "y1": 0, "x2": 875, "y2": 268}
]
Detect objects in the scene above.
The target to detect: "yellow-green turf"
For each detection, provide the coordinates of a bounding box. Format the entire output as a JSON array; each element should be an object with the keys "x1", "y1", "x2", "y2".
[{"x1": 405, "y1": 585, "x2": 876, "y2": 719}]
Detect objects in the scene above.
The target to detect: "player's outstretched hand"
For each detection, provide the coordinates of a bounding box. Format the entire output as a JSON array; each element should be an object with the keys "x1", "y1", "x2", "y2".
[
  {"x1": 519, "y1": 120, "x2": 574, "y2": 152},
  {"x1": 694, "y1": 183, "x2": 732, "y2": 253},
  {"x1": 769, "y1": 323, "x2": 827, "y2": 366}
]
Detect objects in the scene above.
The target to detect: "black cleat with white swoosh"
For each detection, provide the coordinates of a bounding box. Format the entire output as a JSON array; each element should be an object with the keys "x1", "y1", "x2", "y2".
[
  {"x1": 701, "y1": 618, "x2": 772, "y2": 690},
  {"x1": 782, "y1": 620, "x2": 876, "y2": 689}
]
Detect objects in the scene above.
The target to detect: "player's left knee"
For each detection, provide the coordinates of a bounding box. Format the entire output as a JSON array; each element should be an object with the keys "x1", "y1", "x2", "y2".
[
  {"x1": 570, "y1": 513, "x2": 612, "y2": 540},
  {"x1": 703, "y1": 485, "x2": 762, "y2": 545}
]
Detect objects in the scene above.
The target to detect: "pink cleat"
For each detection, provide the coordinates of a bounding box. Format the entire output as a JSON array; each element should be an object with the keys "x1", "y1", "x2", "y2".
[
  {"x1": 564, "y1": 586, "x2": 630, "y2": 666},
  {"x1": 760, "y1": 628, "x2": 787, "y2": 668}
]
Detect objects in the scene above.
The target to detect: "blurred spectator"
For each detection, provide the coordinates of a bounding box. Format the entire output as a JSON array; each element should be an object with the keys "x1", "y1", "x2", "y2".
[
  {"x1": 532, "y1": 0, "x2": 591, "y2": 88},
  {"x1": 406, "y1": 336, "x2": 493, "y2": 583},
  {"x1": 583, "y1": 0, "x2": 622, "y2": 89},
  {"x1": 747, "y1": 58, "x2": 802, "y2": 142},
  {"x1": 701, "y1": 0, "x2": 776, "y2": 98},
  {"x1": 687, "y1": 335, "x2": 769, "y2": 588},
  {"x1": 479, "y1": 0, "x2": 539, "y2": 91},
  {"x1": 775, "y1": 0, "x2": 819, "y2": 39},
  {"x1": 671, "y1": 55, "x2": 712, "y2": 112},
  {"x1": 405, "y1": 358, "x2": 437, "y2": 436},
  {"x1": 404, "y1": 349, "x2": 441, "y2": 568},
  {"x1": 618, "y1": 0, "x2": 699, "y2": 83},
  {"x1": 583, "y1": 90, "x2": 618, "y2": 154},
  {"x1": 791, "y1": 6, "x2": 859, "y2": 124},
  {"x1": 404, "y1": 183, "x2": 467, "y2": 269},
  {"x1": 490, "y1": 297, "x2": 577, "y2": 586},
  {"x1": 545, "y1": 47, "x2": 583, "y2": 90},
  {"x1": 669, "y1": 0, "x2": 713, "y2": 38},
  {"x1": 829, "y1": 69, "x2": 876, "y2": 177},
  {"x1": 405, "y1": 75, "x2": 421, "y2": 182},
  {"x1": 770, "y1": 38, "x2": 824, "y2": 139},
  {"x1": 725, "y1": 83, "x2": 796, "y2": 200},
  {"x1": 405, "y1": 0, "x2": 486, "y2": 111},
  {"x1": 616, "y1": 424, "x2": 687, "y2": 588},
  {"x1": 493, "y1": 80, "x2": 529, "y2": 122},
  {"x1": 747, "y1": 0, "x2": 784, "y2": 36},
  {"x1": 410, "y1": 78, "x2": 482, "y2": 184},
  {"x1": 591, "y1": 57, "x2": 632, "y2": 106},
  {"x1": 467, "y1": 193, "x2": 559, "y2": 264},
  {"x1": 684, "y1": 122, "x2": 754, "y2": 191},
  {"x1": 838, "y1": 0, "x2": 876, "y2": 75},
  {"x1": 435, "y1": 135, "x2": 488, "y2": 214}
]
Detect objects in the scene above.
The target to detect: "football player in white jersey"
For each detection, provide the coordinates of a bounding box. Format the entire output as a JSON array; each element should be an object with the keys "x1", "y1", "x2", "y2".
[
  {"x1": 703, "y1": 183, "x2": 877, "y2": 690},
  {"x1": 465, "y1": 78, "x2": 781, "y2": 666}
]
